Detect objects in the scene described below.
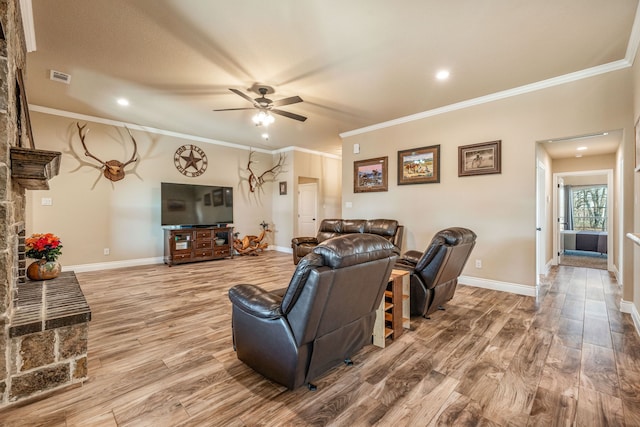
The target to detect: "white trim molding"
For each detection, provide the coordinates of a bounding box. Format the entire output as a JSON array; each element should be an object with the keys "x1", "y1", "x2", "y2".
[
  {"x1": 19, "y1": 0, "x2": 36, "y2": 52},
  {"x1": 340, "y1": 60, "x2": 631, "y2": 139},
  {"x1": 29, "y1": 105, "x2": 340, "y2": 160},
  {"x1": 620, "y1": 300, "x2": 640, "y2": 338},
  {"x1": 63, "y1": 257, "x2": 164, "y2": 273},
  {"x1": 459, "y1": 275, "x2": 537, "y2": 297}
]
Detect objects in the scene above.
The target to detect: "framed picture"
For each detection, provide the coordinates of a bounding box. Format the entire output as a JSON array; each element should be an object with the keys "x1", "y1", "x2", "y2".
[
  {"x1": 354, "y1": 156, "x2": 388, "y2": 193},
  {"x1": 279, "y1": 181, "x2": 287, "y2": 195},
  {"x1": 212, "y1": 188, "x2": 223, "y2": 206},
  {"x1": 204, "y1": 193, "x2": 212, "y2": 206},
  {"x1": 458, "y1": 140, "x2": 502, "y2": 177},
  {"x1": 397, "y1": 145, "x2": 440, "y2": 185}
]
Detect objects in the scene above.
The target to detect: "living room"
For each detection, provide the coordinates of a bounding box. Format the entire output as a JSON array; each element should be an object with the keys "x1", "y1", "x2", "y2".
[{"x1": 3, "y1": 0, "x2": 640, "y2": 424}]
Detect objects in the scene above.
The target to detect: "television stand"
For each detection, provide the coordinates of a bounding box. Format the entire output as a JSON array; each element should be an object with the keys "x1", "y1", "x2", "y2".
[{"x1": 164, "y1": 225, "x2": 234, "y2": 266}]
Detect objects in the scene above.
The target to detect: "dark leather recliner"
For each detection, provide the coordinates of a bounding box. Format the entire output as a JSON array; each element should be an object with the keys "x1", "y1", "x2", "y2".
[
  {"x1": 394, "y1": 227, "x2": 476, "y2": 318},
  {"x1": 228, "y1": 234, "x2": 398, "y2": 390},
  {"x1": 291, "y1": 218, "x2": 404, "y2": 264}
]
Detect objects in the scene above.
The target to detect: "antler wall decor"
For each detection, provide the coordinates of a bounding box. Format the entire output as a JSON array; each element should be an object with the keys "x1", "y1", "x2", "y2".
[
  {"x1": 246, "y1": 149, "x2": 285, "y2": 192},
  {"x1": 76, "y1": 122, "x2": 138, "y2": 182}
]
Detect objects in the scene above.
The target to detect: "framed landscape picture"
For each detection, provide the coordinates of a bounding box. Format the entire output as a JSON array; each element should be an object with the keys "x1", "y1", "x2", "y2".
[
  {"x1": 397, "y1": 145, "x2": 440, "y2": 185},
  {"x1": 354, "y1": 156, "x2": 388, "y2": 193},
  {"x1": 458, "y1": 140, "x2": 502, "y2": 177}
]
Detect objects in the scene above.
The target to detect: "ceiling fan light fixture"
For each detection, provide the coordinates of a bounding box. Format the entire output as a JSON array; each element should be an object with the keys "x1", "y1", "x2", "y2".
[{"x1": 252, "y1": 110, "x2": 275, "y2": 126}]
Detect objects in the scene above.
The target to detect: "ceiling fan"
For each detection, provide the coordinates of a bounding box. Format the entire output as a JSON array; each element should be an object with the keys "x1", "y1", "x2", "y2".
[{"x1": 213, "y1": 85, "x2": 307, "y2": 123}]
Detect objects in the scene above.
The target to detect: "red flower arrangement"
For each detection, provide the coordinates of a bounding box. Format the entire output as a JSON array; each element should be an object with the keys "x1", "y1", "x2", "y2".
[{"x1": 25, "y1": 233, "x2": 63, "y2": 262}]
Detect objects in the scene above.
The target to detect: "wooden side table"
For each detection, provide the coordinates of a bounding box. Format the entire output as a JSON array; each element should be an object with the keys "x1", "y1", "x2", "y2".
[{"x1": 373, "y1": 269, "x2": 410, "y2": 348}]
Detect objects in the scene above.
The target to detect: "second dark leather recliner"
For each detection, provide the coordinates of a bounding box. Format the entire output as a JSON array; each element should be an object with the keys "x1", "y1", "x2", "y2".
[{"x1": 395, "y1": 227, "x2": 476, "y2": 318}]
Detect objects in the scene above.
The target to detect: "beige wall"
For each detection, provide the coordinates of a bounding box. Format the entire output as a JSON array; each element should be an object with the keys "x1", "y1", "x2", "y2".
[
  {"x1": 342, "y1": 69, "x2": 634, "y2": 288},
  {"x1": 553, "y1": 154, "x2": 616, "y2": 174},
  {"x1": 291, "y1": 150, "x2": 342, "y2": 237},
  {"x1": 632, "y1": 45, "x2": 640, "y2": 306},
  {"x1": 25, "y1": 113, "x2": 283, "y2": 266}
]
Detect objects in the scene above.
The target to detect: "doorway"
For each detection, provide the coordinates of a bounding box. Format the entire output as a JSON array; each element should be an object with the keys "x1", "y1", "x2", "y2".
[{"x1": 552, "y1": 170, "x2": 613, "y2": 271}]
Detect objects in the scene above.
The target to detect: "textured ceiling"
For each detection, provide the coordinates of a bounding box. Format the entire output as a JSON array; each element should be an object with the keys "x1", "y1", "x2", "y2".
[{"x1": 25, "y1": 0, "x2": 639, "y2": 157}]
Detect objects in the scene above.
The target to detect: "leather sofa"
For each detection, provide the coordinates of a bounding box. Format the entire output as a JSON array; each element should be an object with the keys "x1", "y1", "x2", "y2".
[
  {"x1": 291, "y1": 218, "x2": 404, "y2": 264},
  {"x1": 228, "y1": 233, "x2": 398, "y2": 390},
  {"x1": 394, "y1": 227, "x2": 476, "y2": 318}
]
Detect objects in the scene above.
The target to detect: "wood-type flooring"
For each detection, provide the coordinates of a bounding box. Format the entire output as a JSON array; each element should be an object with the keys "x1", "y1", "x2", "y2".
[{"x1": 1, "y1": 251, "x2": 639, "y2": 426}]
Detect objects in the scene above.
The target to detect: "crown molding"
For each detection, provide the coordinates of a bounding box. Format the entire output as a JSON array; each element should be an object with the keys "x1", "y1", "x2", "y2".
[
  {"x1": 19, "y1": 0, "x2": 36, "y2": 52},
  {"x1": 626, "y1": 2, "x2": 640, "y2": 64},
  {"x1": 342, "y1": 4, "x2": 640, "y2": 140},
  {"x1": 29, "y1": 104, "x2": 342, "y2": 159},
  {"x1": 340, "y1": 59, "x2": 631, "y2": 139}
]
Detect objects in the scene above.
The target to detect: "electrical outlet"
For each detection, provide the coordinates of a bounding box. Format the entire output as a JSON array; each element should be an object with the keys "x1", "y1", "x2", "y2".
[
  {"x1": 475, "y1": 259, "x2": 482, "y2": 268},
  {"x1": 103, "y1": 248, "x2": 110, "y2": 256}
]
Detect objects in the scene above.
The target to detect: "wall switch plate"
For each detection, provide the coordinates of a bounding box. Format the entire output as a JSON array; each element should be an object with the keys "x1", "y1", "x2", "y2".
[
  {"x1": 345, "y1": 201, "x2": 353, "y2": 208},
  {"x1": 103, "y1": 248, "x2": 110, "y2": 255},
  {"x1": 41, "y1": 197, "x2": 52, "y2": 206}
]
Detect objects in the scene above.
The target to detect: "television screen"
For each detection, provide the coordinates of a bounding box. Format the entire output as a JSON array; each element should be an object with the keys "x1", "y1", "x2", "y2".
[{"x1": 161, "y1": 182, "x2": 233, "y2": 227}]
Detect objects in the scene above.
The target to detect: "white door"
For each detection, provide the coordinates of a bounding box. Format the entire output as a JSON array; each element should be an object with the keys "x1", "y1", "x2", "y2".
[
  {"x1": 557, "y1": 177, "x2": 566, "y2": 265},
  {"x1": 536, "y1": 161, "x2": 546, "y2": 281},
  {"x1": 298, "y1": 183, "x2": 318, "y2": 237}
]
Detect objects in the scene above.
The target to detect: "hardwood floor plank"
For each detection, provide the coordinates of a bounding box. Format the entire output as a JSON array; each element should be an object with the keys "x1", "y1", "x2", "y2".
[
  {"x1": 575, "y1": 387, "x2": 625, "y2": 426},
  {"x1": 482, "y1": 327, "x2": 553, "y2": 426},
  {"x1": 580, "y1": 342, "x2": 619, "y2": 398},
  {"x1": 1, "y1": 255, "x2": 639, "y2": 425},
  {"x1": 555, "y1": 316, "x2": 583, "y2": 350},
  {"x1": 527, "y1": 386, "x2": 577, "y2": 427},
  {"x1": 583, "y1": 314, "x2": 613, "y2": 348},
  {"x1": 538, "y1": 336, "x2": 581, "y2": 398}
]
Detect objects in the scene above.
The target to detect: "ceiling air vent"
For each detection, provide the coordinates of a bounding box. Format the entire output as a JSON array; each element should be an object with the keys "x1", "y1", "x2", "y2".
[{"x1": 49, "y1": 70, "x2": 71, "y2": 84}]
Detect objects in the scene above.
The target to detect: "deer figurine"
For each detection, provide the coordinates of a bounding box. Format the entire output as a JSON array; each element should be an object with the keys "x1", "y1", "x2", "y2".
[{"x1": 76, "y1": 122, "x2": 138, "y2": 182}]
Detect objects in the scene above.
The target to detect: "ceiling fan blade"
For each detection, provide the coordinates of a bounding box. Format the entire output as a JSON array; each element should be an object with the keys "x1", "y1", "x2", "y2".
[
  {"x1": 229, "y1": 88, "x2": 259, "y2": 106},
  {"x1": 271, "y1": 95, "x2": 303, "y2": 107},
  {"x1": 271, "y1": 109, "x2": 307, "y2": 122},
  {"x1": 213, "y1": 107, "x2": 254, "y2": 111}
]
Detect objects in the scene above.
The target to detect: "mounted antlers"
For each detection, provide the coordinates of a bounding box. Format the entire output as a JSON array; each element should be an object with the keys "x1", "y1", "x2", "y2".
[
  {"x1": 247, "y1": 149, "x2": 285, "y2": 192},
  {"x1": 76, "y1": 122, "x2": 138, "y2": 181}
]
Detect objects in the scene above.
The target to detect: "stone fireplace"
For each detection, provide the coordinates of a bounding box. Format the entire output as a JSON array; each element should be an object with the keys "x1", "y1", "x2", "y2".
[{"x1": 0, "y1": 0, "x2": 91, "y2": 408}]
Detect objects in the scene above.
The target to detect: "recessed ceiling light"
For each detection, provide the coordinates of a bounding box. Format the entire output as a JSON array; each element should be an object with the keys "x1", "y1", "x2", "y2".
[
  {"x1": 261, "y1": 133, "x2": 269, "y2": 140},
  {"x1": 576, "y1": 154, "x2": 583, "y2": 158},
  {"x1": 117, "y1": 98, "x2": 129, "y2": 106},
  {"x1": 577, "y1": 146, "x2": 587, "y2": 151},
  {"x1": 436, "y1": 70, "x2": 450, "y2": 80}
]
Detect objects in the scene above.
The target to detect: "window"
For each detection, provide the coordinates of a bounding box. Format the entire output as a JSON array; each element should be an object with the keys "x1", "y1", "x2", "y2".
[{"x1": 570, "y1": 185, "x2": 607, "y2": 231}]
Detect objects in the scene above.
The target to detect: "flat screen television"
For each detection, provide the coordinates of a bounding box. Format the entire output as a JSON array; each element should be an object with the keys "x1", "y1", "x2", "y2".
[{"x1": 161, "y1": 182, "x2": 233, "y2": 227}]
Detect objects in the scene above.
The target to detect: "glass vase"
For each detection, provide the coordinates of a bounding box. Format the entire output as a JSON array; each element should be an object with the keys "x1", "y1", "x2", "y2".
[{"x1": 26, "y1": 259, "x2": 61, "y2": 281}]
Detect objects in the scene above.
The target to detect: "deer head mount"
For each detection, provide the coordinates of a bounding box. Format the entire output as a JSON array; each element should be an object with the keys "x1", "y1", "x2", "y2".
[
  {"x1": 247, "y1": 149, "x2": 285, "y2": 193},
  {"x1": 76, "y1": 122, "x2": 138, "y2": 181}
]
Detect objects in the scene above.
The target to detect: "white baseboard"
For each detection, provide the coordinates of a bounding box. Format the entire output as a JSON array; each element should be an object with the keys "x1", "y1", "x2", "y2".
[
  {"x1": 63, "y1": 257, "x2": 164, "y2": 273},
  {"x1": 272, "y1": 245, "x2": 292, "y2": 253},
  {"x1": 619, "y1": 300, "x2": 640, "y2": 338},
  {"x1": 459, "y1": 275, "x2": 537, "y2": 296}
]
